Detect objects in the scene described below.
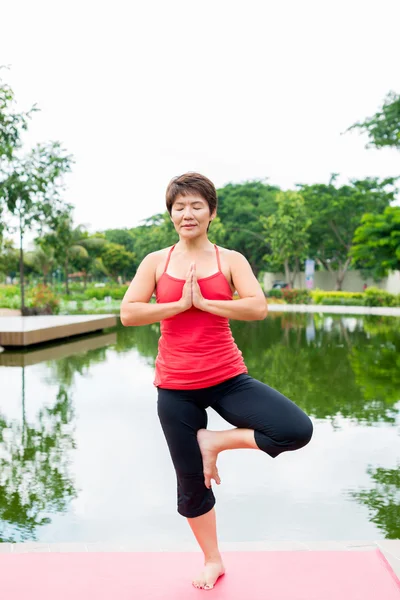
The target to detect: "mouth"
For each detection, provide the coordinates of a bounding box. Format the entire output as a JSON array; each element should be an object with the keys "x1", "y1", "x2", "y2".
[{"x1": 182, "y1": 224, "x2": 196, "y2": 228}]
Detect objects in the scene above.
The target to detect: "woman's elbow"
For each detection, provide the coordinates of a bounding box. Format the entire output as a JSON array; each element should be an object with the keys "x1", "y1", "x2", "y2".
[
  {"x1": 120, "y1": 304, "x2": 133, "y2": 326},
  {"x1": 258, "y1": 300, "x2": 268, "y2": 320}
]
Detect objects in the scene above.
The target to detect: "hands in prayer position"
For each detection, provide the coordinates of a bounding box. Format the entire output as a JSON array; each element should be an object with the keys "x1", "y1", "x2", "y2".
[{"x1": 180, "y1": 263, "x2": 207, "y2": 312}]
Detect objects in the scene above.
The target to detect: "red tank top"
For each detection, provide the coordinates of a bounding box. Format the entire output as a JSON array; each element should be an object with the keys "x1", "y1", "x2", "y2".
[{"x1": 154, "y1": 244, "x2": 248, "y2": 389}]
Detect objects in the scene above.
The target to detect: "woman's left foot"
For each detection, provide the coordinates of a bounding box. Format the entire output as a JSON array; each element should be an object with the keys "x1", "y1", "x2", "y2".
[
  {"x1": 192, "y1": 559, "x2": 226, "y2": 590},
  {"x1": 197, "y1": 429, "x2": 221, "y2": 487}
]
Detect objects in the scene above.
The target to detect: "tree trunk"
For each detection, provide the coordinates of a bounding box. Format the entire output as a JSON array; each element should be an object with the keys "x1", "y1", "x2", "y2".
[
  {"x1": 295, "y1": 257, "x2": 301, "y2": 288},
  {"x1": 65, "y1": 260, "x2": 70, "y2": 295},
  {"x1": 22, "y1": 366, "x2": 26, "y2": 446},
  {"x1": 335, "y1": 257, "x2": 351, "y2": 291},
  {"x1": 284, "y1": 259, "x2": 291, "y2": 287},
  {"x1": 19, "y1": 214, "x2": 25, "y2": 312}
]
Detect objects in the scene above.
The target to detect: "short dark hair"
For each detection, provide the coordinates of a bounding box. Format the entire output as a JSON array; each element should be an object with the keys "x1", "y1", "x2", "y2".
[{"x1": 166, "y1": 172, "x2": 218, "y2": 218}]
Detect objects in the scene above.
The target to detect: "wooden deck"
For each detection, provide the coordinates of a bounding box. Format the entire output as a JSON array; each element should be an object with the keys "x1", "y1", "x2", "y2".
[{"x1": 0, "y1": 315, "x2": 117, "y2": 347}]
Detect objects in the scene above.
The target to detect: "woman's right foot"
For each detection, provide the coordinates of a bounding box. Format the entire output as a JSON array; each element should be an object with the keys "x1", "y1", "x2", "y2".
[
  {"x1": 197, "y1": 428, "x2": 221, "y2": 488},
  {"x1": 192, "y1": 559, "x2": 226, "y2": 590}
]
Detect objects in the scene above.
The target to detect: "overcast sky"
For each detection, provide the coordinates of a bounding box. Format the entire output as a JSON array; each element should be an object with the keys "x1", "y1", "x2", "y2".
[{"x1": 1, "y1": 0, "x2": 399, "y2": 247}]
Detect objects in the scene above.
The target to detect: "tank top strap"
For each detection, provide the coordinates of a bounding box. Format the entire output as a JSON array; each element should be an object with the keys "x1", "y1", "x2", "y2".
[
  {"x1": 163, "y1": 245, "x2": 176, "y2": 273},
  {"x1": 214, "y1": 245, "x2": 222, "y2": 273}
]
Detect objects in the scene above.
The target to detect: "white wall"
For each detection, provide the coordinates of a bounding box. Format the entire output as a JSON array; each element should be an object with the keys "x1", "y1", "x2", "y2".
[{"x1": 263, "y1": 270, "x2": 400, "y2": 294}]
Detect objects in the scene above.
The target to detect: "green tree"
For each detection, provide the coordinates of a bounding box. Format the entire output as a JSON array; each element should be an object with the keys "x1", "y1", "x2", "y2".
[
  {"x1": 0, "y1": 143, "x2": 73, "y2": 310},
  {"x1": 24, "y1": 244, "x2": 56, "y2": 285},
  {"x1": 351, "y1": 206, "x2": 400, "y2": 277},
  {"x1": 298, "y1": 175, "x2": 398, "y2": 290},
  {"x1": 0, "y1": 67, "x2": 37, "y2": 239},
  {"x1": 261, "y1": 191, "x2": 311, "y2": 287},
  {"x1": 0, "y1": 237, "x2": 19, "y2": 279},
  {"x1": 129, "y1": 212, "x2": 178, "y2": 264},
  {"x1": 101, "y1": 242, "x2": 136, "y2": 282},
  {"x1": 104, "y1": 228, "x2": 136, "y2": 253},
  {"x1": 216, "y1": 180, "x2": 280, "y2": 278},
  {"x1": 67, "y1": 232, "x2": 107, "y2": 289},
  {"x1": 42, "y1": 213, "x2": 106, "y2": 295},
  {"x1": 347, "y1": 91, "x2": 400, "y2": 150}
]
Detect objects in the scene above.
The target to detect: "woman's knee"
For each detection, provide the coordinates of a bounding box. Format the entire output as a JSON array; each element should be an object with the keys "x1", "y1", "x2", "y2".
[
  {"x1": 177, "y1": 472, "x2": 216, "y2": 518},
  {"x1": 255, "y1": 415, "x2": 313, "y2": 457},
  {"x1": 292, "y1": 416, "x2": 313, "y2": 449}
]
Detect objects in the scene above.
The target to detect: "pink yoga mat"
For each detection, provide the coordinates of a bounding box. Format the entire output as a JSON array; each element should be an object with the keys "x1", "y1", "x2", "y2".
[{"x1": 1, "y1": 550, "x2": 399, "y2": 599}]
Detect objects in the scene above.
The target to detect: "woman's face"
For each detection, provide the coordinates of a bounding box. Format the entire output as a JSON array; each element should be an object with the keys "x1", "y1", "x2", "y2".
[{"x1": 170, "y1": 194, "x2": 215, "y2": 236}]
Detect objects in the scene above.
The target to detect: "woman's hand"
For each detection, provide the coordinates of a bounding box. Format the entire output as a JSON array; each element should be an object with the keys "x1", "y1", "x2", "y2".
[
  {"x1": 192, "y1": 264, "x2": 207, "y2": 310},
  {"x1": 179, "y1": 263, "x2": 194, "y2": 311}
]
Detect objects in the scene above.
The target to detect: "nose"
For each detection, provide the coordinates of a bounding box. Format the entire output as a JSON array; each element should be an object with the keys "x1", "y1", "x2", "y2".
[{"x1": 182, "y1": 207, "x2": 194, "y2": 218}]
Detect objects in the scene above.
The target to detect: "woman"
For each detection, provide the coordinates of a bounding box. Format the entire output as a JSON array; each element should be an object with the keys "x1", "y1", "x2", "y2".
[{"x1": 120, "y1": 172, "x2": 313, "y2": 591}]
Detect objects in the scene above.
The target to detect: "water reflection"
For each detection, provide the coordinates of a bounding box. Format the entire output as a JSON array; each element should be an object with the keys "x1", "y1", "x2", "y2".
[
  {"x1": 0, "y1": 332, "x2": 117, "y2": 542},
  {"x1": 0, "y1": 385, "x2": 76, "y2": 542},
  {"x1": 347, "y1": 464, "x2": 400, "y2": 539},
  {"x1": 0, "y1": 316, "x2": 399, "y2": 542}
]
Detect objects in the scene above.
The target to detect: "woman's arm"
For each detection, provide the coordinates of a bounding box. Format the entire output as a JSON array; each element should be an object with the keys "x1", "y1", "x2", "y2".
[
  {"x1": 194, "y1": 251, "x2": 267, "y2": 321},
  {"x1": 120, "y1": 253, "x2": 187, "y2": 326}
]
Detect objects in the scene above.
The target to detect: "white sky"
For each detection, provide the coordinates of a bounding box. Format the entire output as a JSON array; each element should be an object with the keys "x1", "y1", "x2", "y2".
[{"x1": 1, "y1": 0, "x2": 400, "y2": 248}]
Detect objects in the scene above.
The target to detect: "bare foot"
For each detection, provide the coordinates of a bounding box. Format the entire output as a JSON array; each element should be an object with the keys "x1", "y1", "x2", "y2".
[
  {"x1": 197, "y1": 429, "x2": 221, "y2": 489},
  {"x1": 192, "y1": 559, "x2": 226, "y2": 590}
]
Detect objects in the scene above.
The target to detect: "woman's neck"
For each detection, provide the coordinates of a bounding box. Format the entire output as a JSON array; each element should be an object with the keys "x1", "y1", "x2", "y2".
[{"x1": 176, "y1": 235, "x2": 214, "y2": 253}]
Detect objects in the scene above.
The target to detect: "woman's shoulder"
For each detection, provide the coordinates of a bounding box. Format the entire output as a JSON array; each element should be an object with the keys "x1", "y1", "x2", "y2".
[
  {"x1": 215, "y1": 245, "x2": 242, "y2": 261},
  {"x1": 143, "y1": 245, "x2": 175, "y2": 262}
]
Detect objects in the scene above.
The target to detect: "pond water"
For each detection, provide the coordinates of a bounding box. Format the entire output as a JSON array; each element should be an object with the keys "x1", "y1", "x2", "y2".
[{"x1": 0, "y1": 313, "x2": 399, "y2": 545}]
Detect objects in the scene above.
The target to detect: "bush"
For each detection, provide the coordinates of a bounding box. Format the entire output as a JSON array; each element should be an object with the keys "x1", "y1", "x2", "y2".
[
  {"x1": 26, "y1": 284, "x2": 60, "y2": 315},
  {"x1": 84, "y1": 286, "x2": 128, "y2": 300},
  {"x1": 363, "y1": 287, "x2": 399, "y2": 307},
  {"x1": 266, "y1": 288, "x2": 311, "y2": 304},
  {"x1": 267, "y1": 297, "x2": 287, "y2": 304},
  {"x1": 320, "y1": 297, "x2": 363, "y2": 306},
  {"x1": 281, "y1": 288, "x2": 311, "y2": 304},
  {"x1": 311, "y1": 290, "x2": 364, "y2": 304}
]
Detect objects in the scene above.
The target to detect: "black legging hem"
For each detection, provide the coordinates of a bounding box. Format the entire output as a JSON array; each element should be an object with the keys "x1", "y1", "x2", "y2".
[{"x1": 178, "y1": 499, "x2": 216, "y2": 519}]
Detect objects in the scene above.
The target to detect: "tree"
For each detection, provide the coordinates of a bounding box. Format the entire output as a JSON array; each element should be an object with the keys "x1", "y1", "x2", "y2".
[
  {"x1": 128, "y1": 212, "x2": 178, "y2": 264},
  {"x1": 65, "y1": 232, "x2": 107, "y2": 289},
  {"x1": 261, "y1": 191, "x2": 311, "y2": 287},
  {"x1": 104, "y1": 228, "x2": 136, "y2": 253},
  {"x1": 41, "y1": 213, "x2": 106, "y2": 294},
  {"x1": 0, "y1": 142, "x2": 73, "y2": 309},
  {"x1": 24, "y1": 244, "x2": 56, "y2": 285},
  {"x1": 298, "y1": 175, "x2": 398, "y2": 290},
  {"x1": 0, "y1": 237, "x2": 19, "y2": 280},
  {"x1": 0, "y1": 67, "x2": 36, "y2": 161},
  {"x1": 347, "y1": 91, "x2": 400, "y2": 150},
  {"x1": 216, "y1": 180, "x2": 280, "y2": 278},
  {"x1": 101, "y1": 242, "x2": 136, "y2": 282},
  {"x1": 0, "y1": 66, "x2": 37, "y2": 239},
  {"x1": 351, "y1": 206, "x2": 400, "y2": 277}
]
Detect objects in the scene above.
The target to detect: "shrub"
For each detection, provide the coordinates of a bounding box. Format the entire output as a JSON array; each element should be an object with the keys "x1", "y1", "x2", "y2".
[
  {"x1": 0, "y1": 284, "x2": 20, "y2": 299},
  {"x1": 320, "y1": 297, "x2": 363, "y2": 306},
  {"x1": 311, "y1": 290, "x2": 364, "y2": 304},
  {"x1": 363, "y1": 287, "x2": 397, "y2": 307},
  {"x1": 84, "y1": 286, "x2": 128, "y2": 300},
  {"x1": 26, "y1": 284, "x2": 60, "y2": 315},
  {"x1": 267, "y1": 297, "x2": 287, "y2": 304},
  {"x1": 281, "y1": 288, "x2": 311, "y2": 304},
  {"x1": 266, "y1": 289, "x2": 283, "y2": 299}
]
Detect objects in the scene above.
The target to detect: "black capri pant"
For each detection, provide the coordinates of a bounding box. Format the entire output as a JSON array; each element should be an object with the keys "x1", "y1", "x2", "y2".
[{"x1": 157, "y1": 373, "x2": 313, "y2": 519}]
